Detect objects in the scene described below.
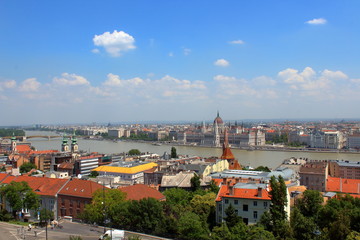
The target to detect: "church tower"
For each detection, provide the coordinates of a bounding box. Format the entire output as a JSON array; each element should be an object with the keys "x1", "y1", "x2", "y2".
[
  {"x1": 11, "y1": 134, "x2": 17, "y2": 153},
  {"x1": 61, "y1": 135, "x2": 70, "y2": 152},
  {"x1": 71, "y1": 134, "x2": 79, "y2": 153}
]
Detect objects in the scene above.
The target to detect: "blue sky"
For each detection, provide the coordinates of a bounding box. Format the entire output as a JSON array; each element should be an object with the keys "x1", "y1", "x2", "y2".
[{"x1": 1, "y1": 0, "x2": 360, "y2": 125}]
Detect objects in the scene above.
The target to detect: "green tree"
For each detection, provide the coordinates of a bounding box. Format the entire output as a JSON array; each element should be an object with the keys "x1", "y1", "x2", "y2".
[
  {"x1": 296, "y1": 190, "x2": 323, "y2": 219},
  {"x1": 89, "y1": 170, "x2": 99, "y2": 178},
  {"x1": 178, "y1": 211, "x2": 209, "y2": 240},
  {"x1": 39, "y1": 208, "x2": 54, "y2": 226},
  {"x1": 163, "y1": 188, "x2": 192, "y2": 207},
  {"x1": 253, "y1": 166, "x2": 271, "y2": 172},
  {"x1": 0, "y1": 181, "x2": 40, "y2": 217},
  {"x1": 209, "y1": 180, "x2": 220, "y2": 194},
  {"x1": 247, "y1": 226, "x2": 276, "y2": 240},
  {"x1": 346, "y1": 231, "x2": 360, "y2": 240},
  {"x1": 171, "y1": 147, "x2": 177, "y2": 158},
  {"x1": 190, "y1": 173, "x2": 201, "y2": 192},
  {"x1": 290, "y1": 207, "x2": 317, "y2": 240},
  {"x1": 210, "y1": 223, "x2": 233, "y2": 240},
  {"x1": 268, "y1": 175, "x2": 291, "y2": 239},
  {"x1": 20, "y1": 162, "x2": 37, "y2": 173},
  {"x1": 128, "y1": 149, "x2": 141, "y2": 156},
  {"x1": 81, "y1": 188, "x2": 126, "y2": 226},
  {"x1": 224, "y1": 204, "x2": 242, "y2": 229},
  {"x1": 125, "y1": 198, "x2": 166, "y2": 235}
]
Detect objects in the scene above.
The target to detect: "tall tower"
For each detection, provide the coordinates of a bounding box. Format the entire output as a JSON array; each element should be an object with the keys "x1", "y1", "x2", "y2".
[
  {"x1": 214, "y1": 121, "x2": 220, "y2": 147},
  {"x1": 201, "y1": 121, "x2": 206, "y2": 134},
  {"x1": 61, "y1": 135, "x2": 70, "y2": 152},
  {"x1": 11, "y1": 134, "x2": 17, "y2": 153},
  {"x1": 71, "y1": 134, "x2": 79, "y2": 153}
]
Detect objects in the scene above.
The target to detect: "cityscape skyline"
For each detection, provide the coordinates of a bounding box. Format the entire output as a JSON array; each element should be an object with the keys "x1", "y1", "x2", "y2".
[{"x1": 1, "y1": 1, "x2": 360, "y2": 125}]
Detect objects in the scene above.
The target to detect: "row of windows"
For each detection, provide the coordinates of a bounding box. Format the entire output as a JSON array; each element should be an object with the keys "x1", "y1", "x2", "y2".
[{"x1": 224, "y1": 199, "x2": 268, "y2": 208}]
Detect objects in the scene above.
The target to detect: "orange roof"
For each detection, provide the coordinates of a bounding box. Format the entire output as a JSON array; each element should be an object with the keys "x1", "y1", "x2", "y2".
[
  {"x1": 29, "y1": 150, "x2": 58, "y2": 155},
  {"x1": 326, "y1": 176, "x2": 360, "y2": 194},
  {"x1": 0, "y1": 175, "x2": 68, "y2": 196},
  {"x1": 16, "y1": 145, "x2": 31, "y2": 153},
  {"x1": 216, "y1": 184, "x2": 271, "y2": 201},
  {"x1": 267, "y1": 130, "x2": 276, "y2": 133},
  {"x1": 58, "y1": 178, "x2": 106, "y2": 199},
  {"x1": 118, "y1": 184, "x2": 166, "y2": 201},
  {"x1": 221, "y1": 147, "x2": 235, "y2": 160}
]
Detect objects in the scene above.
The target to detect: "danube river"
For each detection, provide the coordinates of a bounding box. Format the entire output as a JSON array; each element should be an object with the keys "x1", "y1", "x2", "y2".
[{"x1": 25, "y1": 131, "x2": 360, "y2": 169}]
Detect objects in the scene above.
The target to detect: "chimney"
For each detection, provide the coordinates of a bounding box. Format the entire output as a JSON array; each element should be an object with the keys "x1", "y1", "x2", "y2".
[
  {"x1": 228, "y1": 184, "x2": 234, "y2": 196},
  {"x1": 235, "y1": 178, "x2": 240, "y2": 184},
  {"x1": 257, "y1": 187, "x2": 262, "y2": 198},
  {"x1": 223, "y1": 178, "x2": 227, "y2": 185}
]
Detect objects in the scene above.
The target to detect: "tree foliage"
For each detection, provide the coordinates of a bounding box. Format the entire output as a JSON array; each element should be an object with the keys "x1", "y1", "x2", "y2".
[
  {"x1": 128, "y1": 149, "x2": 141, "y2": 156},
  {"x1": 20, "y1": 162, "x2": 37, "y2": 173},
  {"x1": 0, "y1": 129, "x2": 25, "y2": 137},
  {"x1": 296, "y1": 190, "x2": 323, "y2": 218},
  {"x1": 190, "y1": 174, "x2": 201, "y2": 192},
  {"x1": 171, "y1": 147, "x2": 177, "y2": 158},
  {"x1": 0, "y1": 181, "x2": 39, "y2": 216}
]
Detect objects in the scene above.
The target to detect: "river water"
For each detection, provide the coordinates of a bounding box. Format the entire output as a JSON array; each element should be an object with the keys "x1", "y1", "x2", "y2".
[{"x1": 25, "y1": 131, "x2": 360, "y2": 169}]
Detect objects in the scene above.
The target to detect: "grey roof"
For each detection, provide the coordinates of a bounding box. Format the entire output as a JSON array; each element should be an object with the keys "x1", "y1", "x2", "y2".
[
  {"x1": 332, "y1": 160, "x2": 360, "y2": 168},
  {"x1": 177, "y1": 164, "x2": 208, "y2": 175},
  {"x1": 210, "y1": 168, "x2": 295, "y2": 181},
  {"x1": 234, "y1": 182, "x2": 268, "y2": 189}
]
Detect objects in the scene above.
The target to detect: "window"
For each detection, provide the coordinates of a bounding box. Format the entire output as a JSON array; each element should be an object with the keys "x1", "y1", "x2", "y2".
[
  {"x1": 243, "y1": 204, "x2": 248, "y2": 211},
  {"x1": 225, "y1": 199, "x2": 229, "y2": 204},
  {"x1": 253, "y1": 211, "x2": 258, "y2": 219},
  {"x1": 77, "y1": 201, "x2": 81, "y2": 208},
  {"x1": 253, "y1": 201, "x2": 257, "y2": 206},
  {"x1": 235, "y1": 209, "x2": 238, "y2": 215},
  {"x1": 70, "y1": 200, "x2": 73, "y2": 207},
  {"x1": 264, "y1": 202, "x2": 268, "y2": 208},
  {"x1": 218, "y1": 204, "x2": 222, "y2": 211},
  {"x1": 234, "y1": 200, "x2": 238, "y2": 205}
]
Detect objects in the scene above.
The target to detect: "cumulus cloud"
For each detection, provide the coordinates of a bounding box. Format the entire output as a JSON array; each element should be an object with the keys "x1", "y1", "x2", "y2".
[
  {"x1": 53, "y1": 73, "x2": 90, "y2": 86},
  {"x1": 279, "y1": 67, "x2": 349, "y2": 98},
  {"x1": 19, "y1": 78, "x2": 41, "y2": 92},
  {"x1": 214, "y1": 59, "x2": 230, "y2": 67},
  {"x1": 93, "y1": 30, "x2": 136, "y2": 57},
  {"x1": 306, "y1": 18, "x2": 327, "y2": 25},
  {"x1": 229, "y1": 40, "x2": 245, "y2": 45}
]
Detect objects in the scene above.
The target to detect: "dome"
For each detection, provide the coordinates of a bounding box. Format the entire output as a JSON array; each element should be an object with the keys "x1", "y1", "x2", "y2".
[{"x1": 213, "y1": 111, "x2": 223, "y2": 125}]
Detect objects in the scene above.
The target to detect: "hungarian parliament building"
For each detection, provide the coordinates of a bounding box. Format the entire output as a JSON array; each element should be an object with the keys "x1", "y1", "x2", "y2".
[{"x1": 177, "y1": 112, "x2": 265, "y2": 147}]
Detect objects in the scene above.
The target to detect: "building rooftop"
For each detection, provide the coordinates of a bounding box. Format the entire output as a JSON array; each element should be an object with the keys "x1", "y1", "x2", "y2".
[{"x1": 92, "y1": 162, "x2": 158, "y2": 174}]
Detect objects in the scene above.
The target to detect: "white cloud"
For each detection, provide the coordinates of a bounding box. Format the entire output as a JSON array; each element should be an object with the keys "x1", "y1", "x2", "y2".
[
  {"x1": 103, "y1": 73, "x2": 144, "y2": 87},
  {"x1": 229, "y1": 40, "x2": 245, "y2": 45},
  {"x1": 168, "y1": 52, "x2": 174, "y2": 57},
  {"x1": 279, "y1": 67, "x2": 349, "y2": 98},
  {"x1": 0, "y1": 80, "x2": 16, "y2": 91},
  {"x1": 91, "y1": 48, "x2": 100, "y2": 54},
  {"x1": 183, "y1": 48, "x2": 191, "y2": 56},
  {"x1": 19, "y1": 78, "x2": 41, "y2": 92},
  {"x1": 306, "y1": 18, "x2": 327, "y2": 25},
  {"x1": 214, "y1": 59, "x2": 230, "y2": 67},
  {"x1": 93, "y1": 30, "x2": 136, "y2": 57},
  {"x1": 53, "y1": 73, "x2": 90, "y2": 86}
]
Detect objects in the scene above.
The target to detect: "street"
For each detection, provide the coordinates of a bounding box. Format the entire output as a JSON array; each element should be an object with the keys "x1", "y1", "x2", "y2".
[{"x1": 0, "y1": 221, "x2": 172, "y2": 240}]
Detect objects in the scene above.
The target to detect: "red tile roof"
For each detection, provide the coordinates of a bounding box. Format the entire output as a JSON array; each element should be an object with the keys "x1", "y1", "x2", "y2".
[
  {"x1": 16, "y1": 145, "x2": 31, "y2": 153},
  {"x1": 216, "y1": 184, "x2": 271, "y2": 201},
  {"x1": 0, "y1": 175, "x2": 68, "y2": 196},
  {"x1": 58, "y1": 178, "x2": 106, "y2": 199},
  {"x1": 118, "y1": 184, "x2": 166, "y2": 201},
  {"x1": 326, "y1": 176, "x2": 360, "y2": 194}
]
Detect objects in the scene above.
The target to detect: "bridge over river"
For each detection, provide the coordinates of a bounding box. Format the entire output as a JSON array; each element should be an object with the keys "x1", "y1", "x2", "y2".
[{"x1": 2, "y1": 135, "x2": 79, "y2": 140}]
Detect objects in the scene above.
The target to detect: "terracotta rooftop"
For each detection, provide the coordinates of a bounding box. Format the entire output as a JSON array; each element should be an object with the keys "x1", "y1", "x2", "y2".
[
  {"x1": 118, "y1": 184, "x2": 166, "y2": 201},
  {"x1": 326, "y1": 176, "x2": 360, "y2": 195},
  {"x1": 216, "y1": 183, "x2": 271, "y2": 202},
  {"x1": 58, "y1": 178, "x2": 106, "y2": 199}
]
